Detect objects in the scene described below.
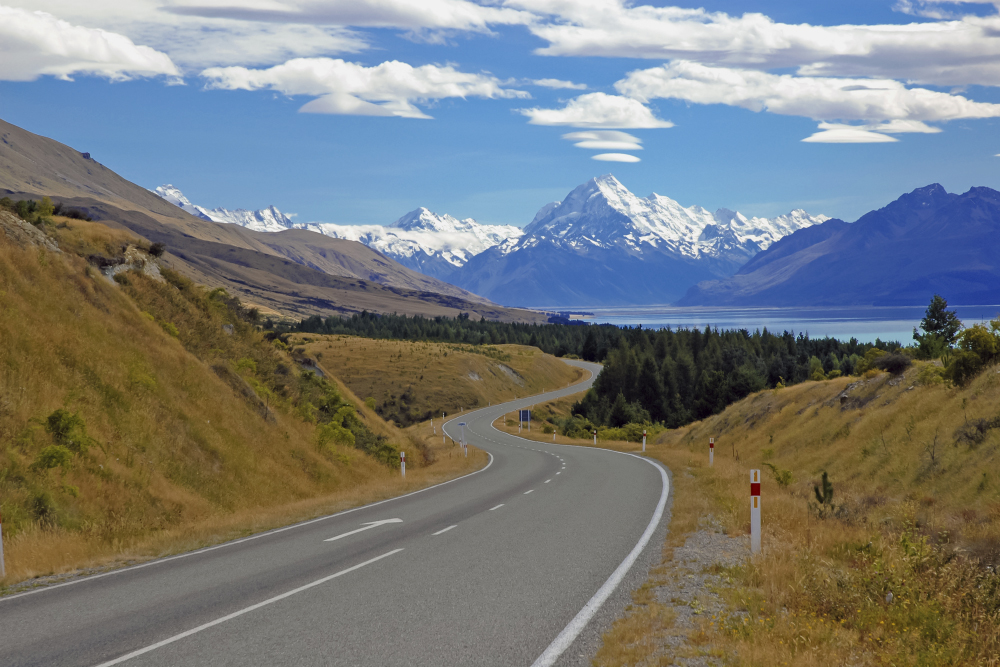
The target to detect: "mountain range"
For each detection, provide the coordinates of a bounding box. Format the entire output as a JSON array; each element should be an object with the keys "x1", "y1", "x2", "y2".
[
  {"x1": 155, "y1": 184, "x2": 295, "y2": 233},
  {"x1": 154, "y1": 186, "x2": 523, "y2": 280},
  {"x1": 451, "y1": 175, "x2": 828, "y2": 306},
  {"x1": 679, "y1": 183, "x2": 1000, "y2": 307},
  {"x1": 158, "y1": 175, "x2": 827, "y2": 307}
]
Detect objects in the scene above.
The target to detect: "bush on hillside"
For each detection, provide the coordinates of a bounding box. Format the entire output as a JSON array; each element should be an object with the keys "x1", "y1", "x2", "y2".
[
  {"x1": 873, "y1": 353, "x2": 912, "y2": 376},
  {"x1": 32, "y1": 445, "x2": 73, "y2": 472},
  {"x1": 945, "y1": 318, "x2": 1000, "y2": 386}
]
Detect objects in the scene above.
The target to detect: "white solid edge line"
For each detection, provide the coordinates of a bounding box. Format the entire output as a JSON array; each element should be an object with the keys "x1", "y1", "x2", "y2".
[
  {"x1": 431, "y1": 525, "x2": 457, "y2": 536},
  {"x1": 489, "y1": 504, "x2": 504, "y2": 511},
  {"x1": 91, "y1": 549, "x2": 404, "y2": 667},
  {"x1": 1, "y1": 453, "x2": 493, "y2": 604},
  {"x1": 530, "y1": 455, "x2": 669, "y2": 667}
]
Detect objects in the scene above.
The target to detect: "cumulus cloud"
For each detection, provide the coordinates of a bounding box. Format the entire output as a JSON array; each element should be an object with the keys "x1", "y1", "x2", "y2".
[
  {"x1": 201, "y1": 57, "x2": 528, "y2": 118},
  {"x1": 616, "y1": 61, "x2": 1000, "y2": 129},
  {"x1": 561, "y1": 130, "x2": 642, "y2": 150},
  {"x1": 511, "y1": 0, "x2": 1000, "y2": 87},
  {"x1": 520, "y1": 92, "x2": 673, "y2": 128},
  {"x1": 592, "y1": 153, "x2": 641, "y2": 162},
  {"x1": 533, "y1": 78, "x2": 587, "y2": 90},
  {"x1": 0, "y1": 5, "x2": 179, "y2": 81}
]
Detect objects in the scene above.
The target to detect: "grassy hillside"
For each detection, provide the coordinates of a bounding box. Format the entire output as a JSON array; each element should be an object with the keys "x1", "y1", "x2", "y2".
[
  {"x1": 289, "y1": 335, "x2": 583, "y2": 426},
  {"x1": 0, "y1": 212, "x2": 485, "y2": 586},
  {"x1": 510, "y1": 359, "x2": 1000, "y2": 665}
]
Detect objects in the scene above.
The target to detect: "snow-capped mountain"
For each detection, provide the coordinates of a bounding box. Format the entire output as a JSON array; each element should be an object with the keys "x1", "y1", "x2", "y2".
[
  {"x1": 300, "y1": 208, "x2": 523, "y2": 280},
  {"x1": 154, "y1": 186, "x2": 522, "y2": 279},
  {"x1": 154, "y1": 185, "x2": 295, "y2": 233},
  {"x1": 451, "y1": 174, "x2": 829, "y2": 307},
  {"x1": 511, "y1": 174, "x2": 828, "y2": 274}
]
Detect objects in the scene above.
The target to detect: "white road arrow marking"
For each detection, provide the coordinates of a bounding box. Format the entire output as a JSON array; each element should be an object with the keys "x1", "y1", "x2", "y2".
[{"x1": 324, "y1": 518, "x2": 403, "y2": 542}]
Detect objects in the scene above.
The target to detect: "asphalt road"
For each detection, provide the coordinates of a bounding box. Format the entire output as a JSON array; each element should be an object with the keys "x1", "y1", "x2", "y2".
[{"x1": 0, "y1": 360, "x2": 670, "y2": 667}]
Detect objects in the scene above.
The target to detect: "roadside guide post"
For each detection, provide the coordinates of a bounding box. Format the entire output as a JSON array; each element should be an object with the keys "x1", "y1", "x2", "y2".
[
  {"x1": 642, "y1": 429, "x2": 647, "y2": 453},
  {"x1": 458, "y1": 422, "x2": 467, "y2": 457},
  {"x1": 592, "y1": 429, "x2": 597, "y2": 445},
  {"x1": 751, "y1": 469, "x2": 761, "y2": 554},
  {"x1": 0, "y1": 511, "x2": 5, "y2": 578},
  {"x1": 710, "y1": 437, "x2": 715, "y2": 466},
  {"x1": 400, "y1": 452, "x2": 406, "y2": 478}
]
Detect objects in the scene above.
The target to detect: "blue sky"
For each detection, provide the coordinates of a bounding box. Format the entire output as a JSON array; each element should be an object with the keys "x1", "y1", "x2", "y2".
[{"x1": 2, "y1": 1, "x2": 999, "y2": 226}]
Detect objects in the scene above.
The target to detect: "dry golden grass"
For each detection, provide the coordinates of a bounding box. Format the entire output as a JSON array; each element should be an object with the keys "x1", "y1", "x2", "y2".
[
  {"x1": 291, "y1": 334, "x2": 583, "y2": 426},
  {"x1": 498, "y1": 363, "x2": 1000, "y2": 665},
  {"x1": 0, "y1": 222, "x2": 488, "y2": 588}
]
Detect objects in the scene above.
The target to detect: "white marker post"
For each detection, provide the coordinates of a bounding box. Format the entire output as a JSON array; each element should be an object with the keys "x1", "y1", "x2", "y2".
[
  {"x1": 431, "y1": 418, "x2": 435, "y2": 435},
  {"x1": 709, "y1": 437, "x2": 715, "y2": 467},
  {"x1": 458, "y1": 422, "x2": 468, "y2": 457},
  {"x1": 442, "y1": 412, "x2": 446, "y2": 444},
  {"x1": 750, "y1": 469, "x2": 761, "y2": 554},
  {"x1": 642, "y1": 429, "x2": 647, "y2": 453},
  {"x1": 592, "y1": 429, "x2": 597, "y2": 445},
  {"x1": 400, "y1": 452, "x2": 406, "y2": 478}
]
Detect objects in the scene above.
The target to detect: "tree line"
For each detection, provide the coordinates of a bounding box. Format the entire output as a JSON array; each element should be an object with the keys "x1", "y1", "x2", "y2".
[{"x1": 283, "y1": 311, "x2": 896, "y2": 429}]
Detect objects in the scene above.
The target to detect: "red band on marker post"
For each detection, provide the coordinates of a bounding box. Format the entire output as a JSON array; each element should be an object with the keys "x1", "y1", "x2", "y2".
[{"x1": 750, "y1": 469, "x2": 761, "y2": 554}]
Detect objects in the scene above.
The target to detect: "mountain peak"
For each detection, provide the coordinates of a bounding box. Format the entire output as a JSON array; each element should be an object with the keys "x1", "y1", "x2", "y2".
[{"x1": 154, "y1": 184, "x2": 294, "y2": 231}]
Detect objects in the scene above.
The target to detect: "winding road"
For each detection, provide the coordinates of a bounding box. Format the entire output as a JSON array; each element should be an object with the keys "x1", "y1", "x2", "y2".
[{"x1": 0, "y1": 360, "x2": 670, "y2": 667}]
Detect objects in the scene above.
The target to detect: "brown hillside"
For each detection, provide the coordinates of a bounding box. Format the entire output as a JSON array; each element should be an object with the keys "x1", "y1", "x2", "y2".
[{"x1": 0, "y1": 118, "x2": 546, "y2": 323}]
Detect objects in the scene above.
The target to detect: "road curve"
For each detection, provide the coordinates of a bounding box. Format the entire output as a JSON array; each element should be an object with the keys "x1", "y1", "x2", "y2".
[{"x1": 0, "y1": 360, "x2": 670, "y2": 667}]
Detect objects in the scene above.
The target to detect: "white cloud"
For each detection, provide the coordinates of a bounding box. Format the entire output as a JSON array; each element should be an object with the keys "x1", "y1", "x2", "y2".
[
  {"x1": 519, "y1": 92, "x2": 673, "y2": 128},
  {"x1": 561, "y1": 130, "x2": 642, "y2": 150},
  {"x1": 533, "y1": 78, "x2": 587, "y2": 90},
  {"x1": 511, "y1": 0, "x2": 1000, "y2": 87},
  {"x1": 165, "y1": 0, "x2": 535, "y2": 32},
  {"x1": 802, "y1": 125, "x2": 900, "y2": 143},
  {"x1": 616, "y1": 61, "x2": 1000, "y2": 127},
  {"x1": 201, "y1": 57, "x2": 528, "y2": 118},
  {"x1": 895, "y1": 0, "x2": 999, "y2": 19},
  {"x1": 592, "y1": 153, "x2": 641, "y2": 162},
  {"x1": 4, "y1": 1, "x2": 367, "y2": 69},
  {"x1": 0, "y1": 5, "x2": 179, "y2": 81}
]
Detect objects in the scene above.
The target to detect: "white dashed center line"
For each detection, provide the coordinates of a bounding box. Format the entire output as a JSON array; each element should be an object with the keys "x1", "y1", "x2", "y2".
[
  {"x1": 545, "y1": 479, "x2": 551, "y2": 483},
  {"x1": 489, "y1": 504, "x2": 504, "y2": 511},
  {"x1": 432, "y1": 525, "x2": 457, "y2": 536},
  {"x1": 524, "y1": 489, "x2": 534, "y2": 495}
]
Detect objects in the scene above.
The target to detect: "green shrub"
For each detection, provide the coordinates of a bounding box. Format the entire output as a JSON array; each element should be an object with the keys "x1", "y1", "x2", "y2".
[
  {"x1": 874, "y1": 353, "x2": 912, "y2": 375},
  {"x1": 763, "y1": 462, "x2": 793, "y2": 488},
  {"x1": 33, "y1": 445, "x2": 73, "y2": 472},
  {"x1": 45, "y1": 408, "x2": 90, "y2": 453}
]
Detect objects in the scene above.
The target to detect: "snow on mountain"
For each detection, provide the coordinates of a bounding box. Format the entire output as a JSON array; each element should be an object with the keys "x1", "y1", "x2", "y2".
[
  {"x1": 517, "y1": 174, "x2": 828, "y2": 273},
  {"x1": 299, "y1": 208, "x2": 523, "y2": 279},
  {"x1": 153, "y1": 186, "x2": 522, "y2": 279},
  {"x1": 451, "y1": 174, "x2": 830, "y2": 307},
  {"x1": 154, "y1": 185, "x2": 295, "y2": 233}
]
